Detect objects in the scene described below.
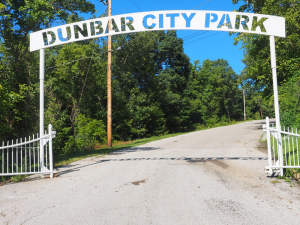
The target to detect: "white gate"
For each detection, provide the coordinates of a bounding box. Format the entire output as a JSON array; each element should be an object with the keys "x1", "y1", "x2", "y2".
[
  {"x1": 0, "y1": 124, "x2": 56, "y2": 178},
  {"x1": 264, "y1": 117, "x2": 300, "y2": 175}
]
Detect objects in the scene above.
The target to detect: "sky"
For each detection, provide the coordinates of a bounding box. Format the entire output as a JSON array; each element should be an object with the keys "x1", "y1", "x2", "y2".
[{"x1": 84, "y1": 0, "x2": 245, "y2": 74}]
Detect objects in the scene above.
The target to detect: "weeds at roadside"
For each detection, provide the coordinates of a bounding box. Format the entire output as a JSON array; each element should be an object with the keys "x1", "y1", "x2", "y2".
[
  {"x1": 271, "y1": 180, "x2": 281, "y2": 184},
  {"x1": 0, "y1": 175, "x2": 28, "y2": 186}
]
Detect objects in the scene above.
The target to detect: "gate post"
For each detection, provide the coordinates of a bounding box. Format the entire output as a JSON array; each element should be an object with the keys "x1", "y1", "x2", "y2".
[
  {"x1": 40, "y1": 48, "x2": 45, "y2": 172},
  {"x1": 266, "y1": 117, "x2": 272, "y2": 174},
  {"x1": 49, "y1": 124, "x2": 53, "y2": 178},
  {"x1": 270, "y1": 36, "x2": 283, "y2": 176}
]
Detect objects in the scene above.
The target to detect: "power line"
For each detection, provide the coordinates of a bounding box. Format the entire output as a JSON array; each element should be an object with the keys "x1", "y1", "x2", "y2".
[
  {"x1": 192, "y1": 0, "x2": 212, "y2": 10},
  {"x1": 131, "y1": 0, "x2": 143, "y2": 12},
  {"x1": 121, "y1": 0, "x2": 144, "y2": 13},
  {"x1": 185, "y1": 31, "x2": 223, "y2": 45},
  {"x1": 182, "y1": 31, "x2": 209, "y2": 41},
  {"x1": 182, "y1": 31, "x2": 203, "y2": 40}
]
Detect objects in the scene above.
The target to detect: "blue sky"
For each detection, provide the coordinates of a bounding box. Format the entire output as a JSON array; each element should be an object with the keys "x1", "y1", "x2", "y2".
[{"x1": 84, "y1": 0, "x2": 245, "y2": 74}]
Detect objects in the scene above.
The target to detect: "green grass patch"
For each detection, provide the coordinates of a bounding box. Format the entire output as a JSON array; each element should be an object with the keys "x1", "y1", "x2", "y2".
[{"x1": 0, "y1": 174, "x2": 28, "y2": 186}]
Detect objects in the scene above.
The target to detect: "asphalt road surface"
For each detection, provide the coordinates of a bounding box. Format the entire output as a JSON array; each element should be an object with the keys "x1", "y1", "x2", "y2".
[{"x1": 1, "y1": 120, "x2": 300, "y2": 224}]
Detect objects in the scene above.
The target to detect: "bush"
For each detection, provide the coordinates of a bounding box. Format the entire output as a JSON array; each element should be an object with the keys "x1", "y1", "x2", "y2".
[
  {"x1": 281, "y1": 110, "x2": 300, "y2": 129},
  {"x1": 63, "y1": 114, "x2": 106, "y2": 155},
  {"x1": 206, "y1": 116, "x2": 219, "y2": 128}
]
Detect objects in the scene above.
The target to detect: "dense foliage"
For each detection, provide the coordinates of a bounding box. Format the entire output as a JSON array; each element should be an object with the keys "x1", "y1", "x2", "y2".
[{"x1": 232, "y1": 0, "x2": 300, "y2": 128}]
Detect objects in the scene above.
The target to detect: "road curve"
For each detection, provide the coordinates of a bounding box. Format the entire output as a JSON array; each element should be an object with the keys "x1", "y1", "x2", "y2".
[{"x1": 1, "y1": 119, "x2": 300, "y2": 224}]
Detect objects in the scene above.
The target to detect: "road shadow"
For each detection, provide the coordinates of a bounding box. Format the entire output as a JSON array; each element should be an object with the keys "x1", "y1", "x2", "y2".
[
  {"x1": 57, "y1": 156, "x2": 268, "y2": 176},
  {"x1": 110, "y1": 147, "x2": 162, "y2": 155}
]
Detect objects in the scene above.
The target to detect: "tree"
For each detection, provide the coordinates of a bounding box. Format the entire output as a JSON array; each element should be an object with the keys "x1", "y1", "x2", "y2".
[
  {"x1": 0, "y1": 0, "x2": 99, "y2": 140},
  {"x1": 187, "y1": 59, "x2": 243, "y2": 126},
  {"x1": 232, "y1": 0, "x2": 300, "y2": 126}
]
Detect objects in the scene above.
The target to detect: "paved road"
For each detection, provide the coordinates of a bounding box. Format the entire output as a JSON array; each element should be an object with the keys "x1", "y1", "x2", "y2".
[{"x1": 1, "y1": 120, "x2": 300, "y2": 224}]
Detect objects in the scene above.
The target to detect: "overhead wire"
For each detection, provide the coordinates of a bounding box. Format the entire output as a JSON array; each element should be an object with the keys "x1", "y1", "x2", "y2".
[
  {"x1": 182, "y1": 31, "x2": 204, "y2": 40},
  {"x1": 131, "y1": 0, "x2": 143, "y2": 12},
  {"x1": 185, "y1": 31, "x2": 223, "y2": 45},
  {"x1": 192, "y1": 0, "x2": 212, "y2": 10},
  {"x1": 120, "y1": 0, "x2": 144, "y2": 13},
  {"x1": 182, "y1": 31, "x2": 209, "y2": 41}
]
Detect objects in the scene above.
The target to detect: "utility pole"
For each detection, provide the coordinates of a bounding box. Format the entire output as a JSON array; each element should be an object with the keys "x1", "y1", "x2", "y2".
[
  {"x1": 258, "y1": 99, "x2": 263, "y2": 119},
  {"x1": 101, "y1": 0, "x2": 112, "y2": 147},
  {"x1": 107, "y1": 0, "x2": 112, "y2": 147}
]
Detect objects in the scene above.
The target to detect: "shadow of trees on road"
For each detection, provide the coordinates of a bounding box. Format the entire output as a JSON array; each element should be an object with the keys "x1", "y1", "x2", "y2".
[{"x1": 57, "y1": 155, "x2": 268, "y2": 176}]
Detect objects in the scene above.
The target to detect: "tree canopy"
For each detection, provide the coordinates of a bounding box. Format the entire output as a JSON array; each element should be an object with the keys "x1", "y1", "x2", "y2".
[{"x1": 232, "y1": 0, "x2": 300, "y2": 127}]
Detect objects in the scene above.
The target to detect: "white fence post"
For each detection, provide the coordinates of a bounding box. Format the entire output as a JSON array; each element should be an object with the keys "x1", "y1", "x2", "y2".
[
  {"x1": 49, "y1": 124, "x2": 54, "y2": 178},
  {"x1": 277, "y1": 130, "x2": 284, "y2": 176},
  {"x1": 266, "y1": 117, "x2": 272, "y2": 174}
]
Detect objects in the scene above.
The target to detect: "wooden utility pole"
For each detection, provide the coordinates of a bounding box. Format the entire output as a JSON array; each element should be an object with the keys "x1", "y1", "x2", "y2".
[
  {"x1": 107, "y1": 0, "x2": 112, "y2": 147},
  {"x1": 258, "y1": 99, "x2": 263, "y2": 119}
]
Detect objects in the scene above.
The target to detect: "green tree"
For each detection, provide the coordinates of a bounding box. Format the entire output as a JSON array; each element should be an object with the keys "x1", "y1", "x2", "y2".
[
  {"x1": 0, "y1": 0, "x2": 99, "y2": 140},
  {"x1": 187, "y1": 59, "x2": 243, "y2": 126},
  {"x1": 232, "y1": 0, "x2": 300, "y2": 126}
]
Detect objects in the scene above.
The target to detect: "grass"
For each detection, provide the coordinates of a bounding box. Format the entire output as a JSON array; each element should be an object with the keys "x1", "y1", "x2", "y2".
[
  {"x1": 271, "y1": 180, "x2": 281, "y2": 184},
  {"x1": 54, "y1": 120, "x2": 244, "y2": 167},
  {"x1": 0, "y1": 174, "x2": 28, "y2": 186}
]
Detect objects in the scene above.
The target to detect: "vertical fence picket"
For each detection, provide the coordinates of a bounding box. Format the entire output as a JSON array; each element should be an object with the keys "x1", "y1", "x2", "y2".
[
  {"x1": 29, "y1": 136, "x2": 31, "y2": 172},
  {"x1": 292, "y1": 128, "x2": 295, "y2": 166},
  {"x1": 45, "y1": 143, "x2": 48, "y2": 168},
  {"x1": 21, "y1": 138, "x2": 23, "y2": 173},
  {"x1": 49, "y1": 124, "x2": 54, "y2": 178},
  {"x1": 45, "y1": 131, "x2": 48, "y2": 169},
  {"x1": 266, "y1": 117, "x2": 272, "y2": 174},
  {"x1": 25, "y1": 137, "x2": 27, "y2": 173},
  {"x1": 7, "y1": 141, "x2": 9, "y2": 173},
  {"x1": 2, "y1": 141, "x2": 4, "y2": 174},
  {"x1": 288, "y1": 127, "x2": 291, "y2": 166},
  {"x1": 297, "y1": 129, "x2": 299, "y2": 166},
  {"x1": 284, "y1": 126, "x2": 287, "y2": 166},
  {"x1": 12, "y1": 140, "x2": 14, "y2": 173},
  {"x1": 33, "y1": 134, "x2": 35, "y2": 172},
  {"x1": 272, "y1": 125, "x2": 275, "y2": 164},
  {"x1": 16, "y1": 139, "x2": 18, "y2": 173},
  {"x1": 37, "y1": 133, "x2": 39, "y2": 172}
]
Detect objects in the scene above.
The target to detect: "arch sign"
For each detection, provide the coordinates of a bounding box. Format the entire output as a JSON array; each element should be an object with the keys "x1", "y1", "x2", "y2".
[
  {"x1": 31, "y1": 10, "x2": 286, "y2": 171},
  {"x1": 30, "y1": 10, "x2": 285, "y2": 52}
]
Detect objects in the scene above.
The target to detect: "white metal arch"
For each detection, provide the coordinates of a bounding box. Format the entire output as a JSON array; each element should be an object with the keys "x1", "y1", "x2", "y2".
[{"x1": 31, "y1": 10, "x2": 286, "y2": 174}]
